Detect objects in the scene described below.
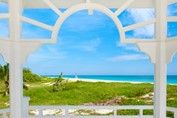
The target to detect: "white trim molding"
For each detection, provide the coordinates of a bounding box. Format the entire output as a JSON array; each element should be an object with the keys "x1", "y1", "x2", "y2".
[
  {"x1": 136, "y1": 39, "x2": 177, "y2": 64},
  {"x1": 52, "y1": 3, "x2": 125, "y2": 43},
  {"x1": 167, "y1": 16, "x2": 177, "y2": 22},
  {"x1": 0, "y1": 13, "x2": 10, "y2": 19},
  {"x1": 168, "y1": 0, "x2": 177, "y2": 5},
  {"x1": 166, "y1": 38, "x2": 177, "y2": 63},
  {"x1": 23, "y1": 0, "x2": 154, "y2": 8},
  {"x1": 0, "y1": 40, "x2": 41, "y2": 64},
  {"x1": 136, "y1": 41, "x2": 157, "y2": 63}
]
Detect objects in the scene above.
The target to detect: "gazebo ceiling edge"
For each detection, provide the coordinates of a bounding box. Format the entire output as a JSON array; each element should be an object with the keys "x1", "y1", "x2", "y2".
[{"x1": 0, "y1": 0, "x2": 156, "y2": 8}]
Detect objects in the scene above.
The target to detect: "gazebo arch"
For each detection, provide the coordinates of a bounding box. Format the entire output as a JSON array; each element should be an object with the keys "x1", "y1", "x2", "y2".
[
  {"x1": 17, "y1": 0, "x2": 156, "y2": 44},
  {"x1": 0, "y1": 0, "x2": 177, "y2": 118},
  {"x1": 52, "y1": 3, "x2": 125, "y2": 42}
]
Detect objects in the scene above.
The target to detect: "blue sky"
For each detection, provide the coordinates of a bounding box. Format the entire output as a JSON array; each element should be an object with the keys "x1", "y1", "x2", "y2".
[{"x1": 0, "y1": 2, "x2": 177, "y2": 75}]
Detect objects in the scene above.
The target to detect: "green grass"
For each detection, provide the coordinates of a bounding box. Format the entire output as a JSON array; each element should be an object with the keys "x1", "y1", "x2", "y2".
[
  {"x1": 1, "y1": 79, "x2": 177, "y2": 107},
  {"x1": 1, "y1": 79, "x2": 177, "y2": 117},
  {"x1": 23, "y1": 81, "x2": 153, "y2": 105}
]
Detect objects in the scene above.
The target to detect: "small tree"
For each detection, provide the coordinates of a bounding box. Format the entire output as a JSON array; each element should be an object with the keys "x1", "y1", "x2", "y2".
[
  {"x1": 0, "y1": 64, "x2": 39, "y2": 96},
  {"x1": 53, "y1": 72, "x2": 68, "y2": 92},
  {"x1": 1, "y1": 64, "x2": 10, "y2": 96}
]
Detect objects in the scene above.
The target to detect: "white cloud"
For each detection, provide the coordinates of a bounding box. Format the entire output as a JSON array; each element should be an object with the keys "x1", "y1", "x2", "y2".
[
  {"x1": 116, "y1": 43, "x2": 139, "y2": 52},
  {"x1": 128, "y1": 9, "x2": 154, "y2": 22},
  {"x1": 107, "y1": 54, "x2": 148, "y2": 61},
  {"x1": 25, "y1": 45, "x2": 67, "y2": 64},
  {"x1": 127, "y1": 9, "x2": 155, "y2": 38},
  {"x1": 72, "y1": 38, "x2": 101, "y2": 52}
]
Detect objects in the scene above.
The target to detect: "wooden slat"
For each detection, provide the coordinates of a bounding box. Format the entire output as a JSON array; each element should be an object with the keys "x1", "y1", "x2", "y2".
[
  {"x1": 23, "y1": 0, "x2": 154, "y2": 8},
  {"x1": 167, "y1": 16, "x2": 177, "y2": 22},
  {"x1": 0, "y1": 13, "x2": 9, "y2": 19},
  {"x1": 43, "y1": 0, "x2": 62, "y2": 16},
  {"x1": 114, "y1": 0, "x2": 135, "y2": 16},
  {"x1": 21, "y1": 16, "x2": 54, "y2": 31},
  {"x1": 21, "y1": 39, "x2": 56, "y2": 44},
  {"x1": 121, "y1": 38, "x2": 155, "y2": 44},
  {"x1": 124, "y1": 19, "x2": 155, "y2": 32},
  {"x1": 168, "y1": 0, "x2": 177, "y2": 5}
]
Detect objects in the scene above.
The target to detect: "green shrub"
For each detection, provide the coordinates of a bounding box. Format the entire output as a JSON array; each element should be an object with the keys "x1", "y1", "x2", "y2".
[
  {"x1": 23, "y1": 68, "x2": 41, "y2": 82},
  {"x1": 117, "y1": 109, "x2": 139, "y2": 115},
  {"x1": 143, "y1": 109, "x2": 153, "y2": 115}
]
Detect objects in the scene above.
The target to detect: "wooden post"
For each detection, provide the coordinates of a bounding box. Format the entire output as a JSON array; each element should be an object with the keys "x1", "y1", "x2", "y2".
[
  {"x1": 9, "y1": 0, "x2": 23, "y2": 118},
  {"x1": 154, "y1": 0, "x2": 167, "y2": 117}
]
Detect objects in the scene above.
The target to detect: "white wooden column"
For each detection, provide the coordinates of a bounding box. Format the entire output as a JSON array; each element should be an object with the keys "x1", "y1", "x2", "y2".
[
  {"x1": 9, "y1": 45, "x2": 23, "y2": 118},
  {"x1": 154, "y1": 0, "x2": 167, "y2": 117},
  {"x1": 9, "y1": 0, "x2": 23, "y2": 117},
  {"x1": 154, "y1": 43, "x2": 167, "y2": 118},
  {"x1": 137, "y1": 40, "x2": 177, "y2": 118}
]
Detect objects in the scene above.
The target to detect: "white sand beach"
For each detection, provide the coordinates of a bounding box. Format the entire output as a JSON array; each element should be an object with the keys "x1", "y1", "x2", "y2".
[{"x1": 64, "y1": 77, "x2": 150, "y2": 84}]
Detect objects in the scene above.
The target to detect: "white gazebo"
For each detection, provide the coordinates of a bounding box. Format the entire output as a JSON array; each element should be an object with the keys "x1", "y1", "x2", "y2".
[{"x1": 0, "y1": 0, "x2": 177, "y2": 118}]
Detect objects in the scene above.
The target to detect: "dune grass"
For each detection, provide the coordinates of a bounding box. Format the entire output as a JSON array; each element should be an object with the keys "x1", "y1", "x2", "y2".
[
  {"x1": 1, "y1": 79, "x2": 177, "y2": 117},
  {"x1": 23, "y1": 81, "x2": 153, "y2": 106},
  {"x1": 1, "y1": 79, "x2": 177, "y2": 107}
]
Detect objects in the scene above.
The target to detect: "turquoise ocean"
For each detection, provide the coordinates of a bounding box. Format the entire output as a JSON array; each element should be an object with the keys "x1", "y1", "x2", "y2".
[{"x1": 44, "y1": 75, "x2": 177, "y2": 85}]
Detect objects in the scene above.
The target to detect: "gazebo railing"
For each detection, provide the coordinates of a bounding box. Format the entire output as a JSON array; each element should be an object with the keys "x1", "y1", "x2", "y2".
[
  {"x1": 0, "y1": 108, "x2": 10, "y2": 118},
  {"x1": 1, "y1": 106, "x2": 177, "y2": 118},
  {"x1": 167, "y1": 107, "x2": 177, "y2": 118},
  {"x1": 28, "y1": 105, "x2": 154, "y2": 118}
]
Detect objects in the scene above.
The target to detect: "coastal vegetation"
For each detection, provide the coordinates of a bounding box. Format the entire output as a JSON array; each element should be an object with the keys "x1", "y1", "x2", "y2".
[
  {"x1": 0, "y1": 66, "x2": 177, "y2": 117},
  {"x1": 0, "y1": 64, "x2": 41, "y2": 83},
  {"x1": 52, "y1": 72, "x2": 68, "y2": 92},
  {"x1": 0, "y1": 64, "x2": 41, "y2": 96},
  {"x1": 25, "y1": 81, "x2": 177, "y2": 117},
  {"x1": 1, "y1": 78, "x2": 177, "y2": 117}
]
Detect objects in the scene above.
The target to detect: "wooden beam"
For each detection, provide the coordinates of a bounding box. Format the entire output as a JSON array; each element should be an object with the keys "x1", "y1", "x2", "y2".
[
  {"x1": 114, "y1": 0, "x2": 135, "y2": 16},
  {"x1": 0, "y1": 36, "x2": 9, "y2": 40},
  {"x1": 168, "y1": 0, "x2": 177, "y2": 5},
  {"x1": 0, "y1": 13, "x2": 9, "y2": 19},
  {"x1": 86, "y1": 0, "x2": 94, "y2": 15},
  {"x1": 167, "y1": 36, "x2": 177, "y2": 40},
  {"x1": 166, "y1": 37, "x2": 177, "y2": 63},
  {"x1": 0, "y1": 0, "x2": 8, "y2": 3},
  {"x1": 122, "y1": 38, "x2": 155, "y2": 44},
  {"x1": 167, "y1": 16, "x2": 177, "y2": 22},
  {"x1": 21, "y1": 38, "x2": 56, "y2": 44},
  {"x1": 124, "y1": 19, "x2": 155, "y2": 32},
  {"x1": 43, "y1": 0, "x2": 63, "y2": 16},
  {"x1": 23, "y1": 0, "x2": 154, "y2": 9},
  {"x1": 21, "y1": 16, "x2": 54, "y2": 31}
]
